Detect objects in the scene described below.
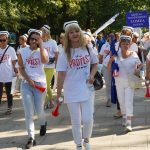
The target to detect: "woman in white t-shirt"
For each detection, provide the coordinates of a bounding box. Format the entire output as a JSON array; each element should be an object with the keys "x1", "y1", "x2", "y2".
[
  {"x1": 41, "y1": 25, "x2": 58, "y2": 109},
  {"x1": 108, "y1": 35, "x2": 142, "y2": 132},
  {"x1": 0, "y1": 31, "x2": 17, "y2": 115},
  {"x1": 98, "y1": 35, "x2": 112, "y2": 107},
  {"x1": 146, "y1": 51, "x2": 150, "y2": 80},
  {"x1": 18, "y1": 30, "x2": 48, "y2": 149},
  {"x1": 56, "y1": 21, "x2": 98, "y2": 150}
]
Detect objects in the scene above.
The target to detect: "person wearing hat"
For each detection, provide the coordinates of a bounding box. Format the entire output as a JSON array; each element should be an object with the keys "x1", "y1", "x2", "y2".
[
  {"x1": 0, "y1": 31, "x2": 17, "y2": 115},
  {"x1": 17, "y1": 30, "x2": 48, "y2": 149},
  {"x1": 40, "y1": 25, "x2": 58, "y2": 109},
  {"x1": 17, "y1": 34, "x2": 29, "y2": 52},
  {"x1": 130, "y1": 32, "x2": 139, "y2": 53},
  {"x1": 56, "y1": 21, "x2": 98, "y2": 150},
  {"x1": 108, "y1": 35, "x2": 142, "y2": 132}
]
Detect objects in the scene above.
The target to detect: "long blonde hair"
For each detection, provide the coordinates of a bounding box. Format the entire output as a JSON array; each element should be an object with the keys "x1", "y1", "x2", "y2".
[{"x1": 64, "y1": 24, "x2": 86, "y2": 61}]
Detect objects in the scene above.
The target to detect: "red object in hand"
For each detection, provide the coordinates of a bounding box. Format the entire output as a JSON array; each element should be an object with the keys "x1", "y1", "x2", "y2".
[
  {"x1": 34, "y1": 84, "x2": 46, "y2": 93},
  {"x1": 145, "y1": 86, "x2": 150, "y2": 97},
  {"x1": 52, "y1": 104, "x2": 60, "y2": 117}
]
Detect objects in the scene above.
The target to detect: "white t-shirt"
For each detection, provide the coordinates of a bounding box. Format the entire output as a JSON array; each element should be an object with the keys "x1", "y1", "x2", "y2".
[
  {"x1": 143, "y1": 40, "x2": 150, "y2": 50},
  {"x1": 57, "y1": 44, "x2": 64, "y2": 54},
  {"x1": 0, "y1": 45, "x2": 17, "y2": 83},
  {"x1": 115, "y1": 50, "x2": 141, "y2": 82},
  {"x1": 99, "y1": 42, "x2": 111, "y2": 67},
  {"x1": 19, "y1": 47, "x2": 47, "y2": 86},
  {"x1": 56, "y1": 47, "x2": 98, "y2": 103},
  {"x1": 130, "y1": 43, "x2": 138, "y2": 53},
  {"x1": 43, "y1": 39, "x2": 58, "y2": 68},
  {"x1": 147, "y1": 51, "x2": 150, "y2": 60}
]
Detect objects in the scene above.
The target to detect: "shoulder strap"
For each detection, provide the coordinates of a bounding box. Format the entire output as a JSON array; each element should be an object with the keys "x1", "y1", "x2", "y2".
[
  {"x1": 86, "y1": 45, "x2": 90, "y2": 55},
  {"x1": 0, "y1": 46, "x2": 10, "y2": 64}
]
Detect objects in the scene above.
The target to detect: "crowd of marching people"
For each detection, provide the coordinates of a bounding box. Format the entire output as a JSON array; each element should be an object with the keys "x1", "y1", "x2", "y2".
[{"x1": 0, "y1": 21, "x2": 150, "y2": 150}]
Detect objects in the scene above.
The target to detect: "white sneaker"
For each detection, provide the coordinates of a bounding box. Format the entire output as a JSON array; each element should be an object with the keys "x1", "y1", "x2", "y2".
[
  {"x1": 125, "y1": 124, "x2": 132, "y2": 132},
  {"x1": 83, "y1": 141, "x2": 91, "y2": 150},
  {"x1": 76, "y1": 146, "x2": 82, "y2": 150}
]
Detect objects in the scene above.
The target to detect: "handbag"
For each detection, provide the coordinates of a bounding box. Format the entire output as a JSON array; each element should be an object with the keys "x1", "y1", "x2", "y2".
[
  {"x1": 93, "y1": 71, "x2": 103, "y2": 90},
  {"x1": 48, "y1": 57, "x2": 55, "y2": 64},
  {"x1": 86, "y1": 46, "x2": 103, "y2": 90},
  {"x1": 120, "y1": 58, "x2": 143, "y2": 89},
  {"x1": 127, "y1": 73, "x2": 143, "y2": 89}
]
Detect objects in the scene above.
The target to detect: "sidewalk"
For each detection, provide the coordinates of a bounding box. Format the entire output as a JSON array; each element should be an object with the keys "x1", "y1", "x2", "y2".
[{"x1": 0, "y1": 86, "x2": 150, "y2": 150}]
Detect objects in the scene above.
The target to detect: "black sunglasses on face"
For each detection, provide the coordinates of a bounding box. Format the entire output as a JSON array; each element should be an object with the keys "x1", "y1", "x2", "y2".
[
  {"x1": 30, "y1": 37, "x2": 37, "y2": 41},
  {"x1": 0, "y1": 39, "x2": 7, "y2": 43}
]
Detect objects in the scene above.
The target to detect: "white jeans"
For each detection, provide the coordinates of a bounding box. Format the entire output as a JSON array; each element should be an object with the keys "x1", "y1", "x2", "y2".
[
  {"x1": 115, "y1": 78, "x2": 134, "y2": 117},
  {"x1": 67, "y1": 98, "x2": 93, "y2": 146},
  {"x1": 102, "y1": 66, "x2": 111, "y2": 100}
]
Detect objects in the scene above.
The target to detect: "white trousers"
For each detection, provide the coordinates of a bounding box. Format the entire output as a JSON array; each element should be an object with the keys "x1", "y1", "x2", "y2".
[
  {"x1": 115, "y1": 78, "x2": 134, "y2": 117},
  {"x1": 67, "y1": 98, "x2": 93, "y2": 146},
  {"x1": 102, "y1": 66, "x2": 111, "y2": 100}
]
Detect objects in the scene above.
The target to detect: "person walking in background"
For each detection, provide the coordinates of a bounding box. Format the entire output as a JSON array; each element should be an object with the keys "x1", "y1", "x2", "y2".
[
  {"x1": 17, "y1": 34, "x2": 29, "y2": 52},
  {"x1": 53, "y1": 32, "x2": 65, "y2": 92},
  {"x1": 108, "y1": 35, "x2": 142, "y2": 132},
  {"x1": 18, "y1": 30, "x2": 48, "y2": 149},
  {"x1": 40, "y1": 25, "x2": 58, "y2": 109},
  {"x1": 0, "y1": 31, "x2": 17, "y2": 115},
  {"x1": 98, "y1": 34, "x2": 112, "y2": 107},
  {"x1": 56, "y1": 21, "x2": 98, "y2": 150}
]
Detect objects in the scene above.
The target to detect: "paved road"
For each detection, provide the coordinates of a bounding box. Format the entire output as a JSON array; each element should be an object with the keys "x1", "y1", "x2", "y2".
[{"x1": 0, "y1": 86, "x2": 150, "y2": 150}]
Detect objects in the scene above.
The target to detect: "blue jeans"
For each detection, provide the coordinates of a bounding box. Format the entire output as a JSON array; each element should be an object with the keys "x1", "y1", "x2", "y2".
[{"x1": 21, "y1": 81, "x2": 46, "y2": 139}]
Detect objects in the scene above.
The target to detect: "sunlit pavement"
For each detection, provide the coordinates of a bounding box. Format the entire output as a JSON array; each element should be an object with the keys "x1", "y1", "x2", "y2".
[{"x1": 0, "y1": 85, "x2": 150, "y2": 150}]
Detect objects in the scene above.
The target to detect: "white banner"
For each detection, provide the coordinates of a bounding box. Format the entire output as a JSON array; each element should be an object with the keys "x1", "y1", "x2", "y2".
[{"x1": 93, "y1": 13, "x2": 119, "y2": 35}]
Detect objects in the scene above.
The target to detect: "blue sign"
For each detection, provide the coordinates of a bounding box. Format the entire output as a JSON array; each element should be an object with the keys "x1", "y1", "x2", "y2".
[{"x1": 126, "y1": 10, "x2": 149, "y2": 28}]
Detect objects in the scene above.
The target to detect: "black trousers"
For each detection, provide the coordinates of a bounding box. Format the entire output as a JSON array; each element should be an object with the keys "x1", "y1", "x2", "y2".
[{"x1": 0, "y1": 82, "x2": 13, "y2": 108}]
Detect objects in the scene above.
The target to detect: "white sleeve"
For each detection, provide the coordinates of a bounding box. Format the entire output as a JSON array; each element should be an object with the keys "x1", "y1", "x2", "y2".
[
  {"x1": 56, "y1": 50, "x2": 68, "y2": 71},
  {"x1": 133, "y1": 52, "x2": 141, "y2": 65},
  {"x1": 89, "y1": 48, "x2": 99, "y2": 64},
  {"x1": 52, "y1": 40, "x2": 58, "y2": 53},
  {"x1": 147, "y1": 51, "x2": 150, "y2": 61},
  {"x1": 10, "y1": 47, "x2": 17, "y2": 60},
  {"x1": 99, "y1": 44, "x2": 105, "y2": 55}
]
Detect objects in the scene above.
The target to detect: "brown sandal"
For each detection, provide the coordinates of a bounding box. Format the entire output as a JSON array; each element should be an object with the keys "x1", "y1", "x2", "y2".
[{"x1": 5, "y1": 107, "x2": 12, "y2": 115}]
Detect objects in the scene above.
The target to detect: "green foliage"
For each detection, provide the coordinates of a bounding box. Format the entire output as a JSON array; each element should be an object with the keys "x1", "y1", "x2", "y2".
[{"x1": 0, "y1": 0, "x2": 150, "y2": 33}]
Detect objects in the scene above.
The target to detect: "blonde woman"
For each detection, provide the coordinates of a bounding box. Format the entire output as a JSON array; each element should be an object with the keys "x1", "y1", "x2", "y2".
[
  {"x1": 56, "y1": 21, "x2": 98, "y2": 150},
  {"x1": 41, "y1": 25, "x2": 58, "y2": 109}
]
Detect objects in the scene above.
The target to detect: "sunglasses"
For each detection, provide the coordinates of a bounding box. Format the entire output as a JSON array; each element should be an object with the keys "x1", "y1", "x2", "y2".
[
  {"x1": 0, "y1": 39, "x2": 7, "y2": 43},
  {"x1": 30, "y1": 37, "x2": 37, "y2": 41}
]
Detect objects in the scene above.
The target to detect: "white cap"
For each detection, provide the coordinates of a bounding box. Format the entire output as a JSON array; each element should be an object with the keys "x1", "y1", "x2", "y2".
[
  {"x1": 28, "y1": 28, "x2": 36, "y2": 35},
  {"x1": 0, "y1": 31, "x2": 9, "y2": 37},
  {"x1": 83, "y1": 31, "x2": 92, "y2": 37},
  {"x1": 144, "y1": 32, "x2": 149, "y2": 36},
  {"x1": 132, "y1": 32, "x2": 139, "y2": 38},
  {"x1": 20, "y1": 34, "x2": 28, "y2": 40},
  {"x1": 63, "y1": 20, "x2": 79, "y2": 31},
  {"x1": 122, "y1": 26, "x2": 134, "y2": 32},
  {"x1": 120, "y1": 35, "x2": 132, "y2": 41},
  {"x1": 28, "y1": 29, "x2": 42, "y2": 36},
  {"x1": 41, "y1": 25, "x2": 50, "y2": 33}
]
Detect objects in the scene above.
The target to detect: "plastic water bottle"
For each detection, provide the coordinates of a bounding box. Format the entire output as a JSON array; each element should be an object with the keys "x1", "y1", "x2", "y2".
[{"x1": 140, "y1": 70, "x2": 145, "y2": 80}]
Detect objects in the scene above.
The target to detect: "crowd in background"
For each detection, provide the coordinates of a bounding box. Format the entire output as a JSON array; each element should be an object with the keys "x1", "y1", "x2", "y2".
[{"x1": 0, "y1": 22, "x2": 150, "y2": 150}]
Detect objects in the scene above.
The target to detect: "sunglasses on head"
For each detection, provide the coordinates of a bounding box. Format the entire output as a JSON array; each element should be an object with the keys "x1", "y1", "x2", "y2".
[
  {"x1": 30, "y1": 37, "x2": 37, "y2": 41},
  {"x1": 0, "y1": 39, "x2": 7, "y2": 43}
]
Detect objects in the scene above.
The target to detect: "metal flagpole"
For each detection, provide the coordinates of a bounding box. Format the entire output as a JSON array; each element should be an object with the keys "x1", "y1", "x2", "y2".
[{"x1": 93, "y1": 13, "x2": 119, "y2": 35}]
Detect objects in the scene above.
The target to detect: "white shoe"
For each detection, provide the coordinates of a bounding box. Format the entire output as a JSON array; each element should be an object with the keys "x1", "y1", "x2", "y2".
[
  {"x1": 125, "y1": 124, "x2": 132, "y2": 132},
  {"x1": 83, "y1": 141, "x2": 91, "y2": 150},
  {"x1": 76, "y1": 146, "x2": 82, "y2": 150}
]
